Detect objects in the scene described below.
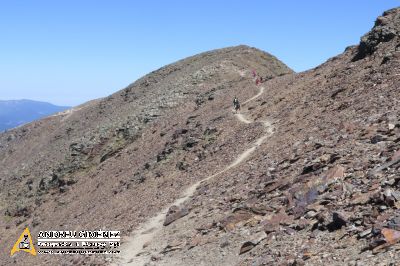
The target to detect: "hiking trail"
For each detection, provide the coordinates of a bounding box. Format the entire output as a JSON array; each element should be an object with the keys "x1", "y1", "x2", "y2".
[{"x1": 114, "y1": 85, "x2": 273, "y2": 265}]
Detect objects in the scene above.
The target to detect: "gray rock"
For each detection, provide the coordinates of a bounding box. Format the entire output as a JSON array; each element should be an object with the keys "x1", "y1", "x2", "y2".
[
  {"x1": 359, "y1": 228, "x2": 372, "y2": 238},
  {"x1": 164, "y1": 205, "x2": 189, "y2": 226}
]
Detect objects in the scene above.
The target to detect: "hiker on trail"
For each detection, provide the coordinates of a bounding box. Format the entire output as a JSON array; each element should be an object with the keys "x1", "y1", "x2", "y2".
[
  {"x1": 252, "y1": 69, "x2": 257, "y2": 78},
  {"x1": 256, "y1": 77, "x2": 260, "y2": 85},
  {"x1": 233, "y1": 96, "x2": 240, "y2": 113}
]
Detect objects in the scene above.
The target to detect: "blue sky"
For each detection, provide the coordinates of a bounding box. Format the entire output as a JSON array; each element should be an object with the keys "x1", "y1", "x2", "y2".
[{"x1": 0, "y1": 1, "x2": 398, "y2": 106}]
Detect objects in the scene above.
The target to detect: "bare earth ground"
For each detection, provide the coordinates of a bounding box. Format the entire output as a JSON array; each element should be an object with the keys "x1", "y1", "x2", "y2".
[{"x1": 115, "y1": 86, "x2": 273, "y2": 265}]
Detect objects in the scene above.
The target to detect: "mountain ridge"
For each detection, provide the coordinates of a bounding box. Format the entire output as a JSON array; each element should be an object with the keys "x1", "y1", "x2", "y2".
[
  {"x1": 1, "y1": 8, "x2": 400, "y2": 265},
  {"x1": 0, "y1": 45, "x2": 293, "y2": 265},
  {"x1": 0, "y1": 99, "x2": 70, "y2": 132}
]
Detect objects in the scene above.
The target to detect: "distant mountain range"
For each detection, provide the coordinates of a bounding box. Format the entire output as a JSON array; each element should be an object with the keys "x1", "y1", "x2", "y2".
[{"x1": 0, "y1": 99, "x2": 70, "y2": 131}]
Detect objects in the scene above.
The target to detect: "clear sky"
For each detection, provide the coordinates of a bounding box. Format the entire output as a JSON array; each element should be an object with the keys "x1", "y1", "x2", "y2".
[{"x1": 0, "y1": 1, "x2": 398, "y2": 106}]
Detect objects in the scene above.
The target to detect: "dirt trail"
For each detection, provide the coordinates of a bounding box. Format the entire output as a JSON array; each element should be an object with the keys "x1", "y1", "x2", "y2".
[
  {"x1": 235, "y1": 113, "x2": 251, "y2": 124},
  {"x1": 243, "y1": 86, "x2": 264, "y2": 104},
  {"x1": 114, "y1": 86, "x2": 273, "y2": 265}
]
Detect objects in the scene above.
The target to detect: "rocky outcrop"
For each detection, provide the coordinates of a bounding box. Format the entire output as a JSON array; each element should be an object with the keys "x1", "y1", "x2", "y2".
[{"x1": 353, "y1": 7, "x2": 400, "y2": 61}]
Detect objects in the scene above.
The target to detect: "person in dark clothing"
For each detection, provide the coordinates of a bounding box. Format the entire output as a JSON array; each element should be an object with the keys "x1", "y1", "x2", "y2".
[{"x1": 233, "y1": 96, "x2": 240, "y2": 113}]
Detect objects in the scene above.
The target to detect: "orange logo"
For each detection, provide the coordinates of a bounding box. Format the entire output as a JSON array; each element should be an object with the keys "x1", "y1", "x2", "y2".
[{"x1": 10, "y1": 227, "x2": 37, "y2": 256}]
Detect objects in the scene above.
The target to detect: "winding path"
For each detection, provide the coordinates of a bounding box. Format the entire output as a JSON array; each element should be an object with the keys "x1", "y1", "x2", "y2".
[{"x1": 114, "y1": 86, "x2": 273, "y2": 265}]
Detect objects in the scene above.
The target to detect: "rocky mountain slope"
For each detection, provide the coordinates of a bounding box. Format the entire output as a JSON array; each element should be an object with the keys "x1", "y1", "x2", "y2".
[
  {"x1": 0, "y1": 46, "x2": 292, "y2": 265},
  {"x1": 126, "y1": 8, "x2": 400, "y2": 266},
  {"x1": 1, "y1": 7, "x2": 400, "y2": 266},
  {"x1": 0, "y1": 99, "x2": 69, "y2": 132}
]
